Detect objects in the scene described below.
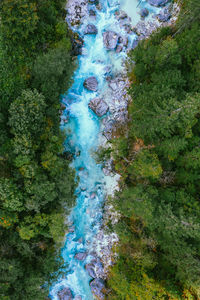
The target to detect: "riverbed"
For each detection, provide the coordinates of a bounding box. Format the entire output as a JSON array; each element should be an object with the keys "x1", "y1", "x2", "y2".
[{"x1": 49, "y1": 0, "x2": 170, "y2": 299}]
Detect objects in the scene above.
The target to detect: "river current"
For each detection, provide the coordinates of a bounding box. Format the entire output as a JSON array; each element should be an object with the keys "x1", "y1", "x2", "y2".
[{"x1": 49, "y1": 0, "x2": 163, "y2": 299}]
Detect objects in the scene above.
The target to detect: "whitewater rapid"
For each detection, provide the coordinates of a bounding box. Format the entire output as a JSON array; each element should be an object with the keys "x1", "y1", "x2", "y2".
[{"x1": 49, "y1": 0, "x2": 166, "y2": 299}]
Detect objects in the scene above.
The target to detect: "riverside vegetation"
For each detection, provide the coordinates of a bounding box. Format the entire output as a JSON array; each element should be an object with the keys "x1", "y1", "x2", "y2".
[
  {"x1": 107, "y1": 0, "x2": 200, "y2": 299},
  {"x1": 0, "y1": 0, "x2": 76, "y2": 299}
]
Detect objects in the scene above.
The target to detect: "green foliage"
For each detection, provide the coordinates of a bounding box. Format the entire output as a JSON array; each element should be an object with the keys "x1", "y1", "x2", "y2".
[
  {"x1": 0, "y1": 179, "x2": 24, "y2": 212},
  {"x1": 127, "y1": 150, "x2": 162, "y2": 181},
  {"x1": 32, "y1": 46, "x2": 74, "y2": 104},
  {"x1": 9, "y1": 89, "x2": 46, "y2": 137}
]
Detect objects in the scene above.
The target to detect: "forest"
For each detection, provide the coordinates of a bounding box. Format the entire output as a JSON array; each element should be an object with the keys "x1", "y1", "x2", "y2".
[
  {"x1": 107, "y1": 0, "x2": 200, "y2": 299},
  {"x1": 1, "y1": 0, "x2": 200, "y2": 299},
  {"x1": 0, "y1": 0, "x2": 76, "y2": 299}
]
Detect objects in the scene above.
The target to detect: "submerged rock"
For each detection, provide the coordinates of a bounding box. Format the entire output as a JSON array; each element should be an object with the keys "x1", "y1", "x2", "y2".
[
  {"x1": 68, "y1": 226, "x2": 75, "y2": 233},
  {"x1": 58, "y1": 287, "x2": 73, "y2": 300},
  {"x1": 90, "y1": 192, "x2": 96, "y2": 199},
  {"x1": 84, "y1": 24, "x2": 98, "y2": 35},
  {"x1": 89, "y1": 9, "x2": 96, "y2": 17},
  {"x1": 88, "y1": 98, "x2": 109, "y2": 117},
  {"x1": 74, "y1": 252, "x2": 87, "y2": 261},
  {"x1": 90, "y1": 278, "x2": 105, "y2": 300},
  {"x1": 103, "y1": 31, "x2": 119, "y2": 50},
  {"x1": 147, "y1": 0, "x2": 169, "y2": 6},
  {"x1": 74, "y1": 296, "x2": 82, "y2": 300},
  {"x1": 140, "y1": 8, "x2": 149, "y2": 18},
  {"x1": 83, "y1": 77, "x2": 98, "y2": 92}
]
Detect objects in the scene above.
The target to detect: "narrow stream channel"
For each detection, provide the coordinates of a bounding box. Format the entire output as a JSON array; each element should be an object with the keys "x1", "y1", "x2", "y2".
[{"x1": 49, "y1": 0, "x2": 164, "y2": 299}]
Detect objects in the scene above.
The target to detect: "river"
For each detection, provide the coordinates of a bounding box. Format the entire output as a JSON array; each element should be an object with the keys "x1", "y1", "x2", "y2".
[{"x1": 49, "y1": 0, "x2": 165, "y2": 299}]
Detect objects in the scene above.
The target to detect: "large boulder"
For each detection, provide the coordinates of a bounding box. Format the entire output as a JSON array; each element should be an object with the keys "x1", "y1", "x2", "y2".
[
  {"x1": 140, "y1": 8, "x2": 149, "y2": 18},
  {"x1": 85, "y1": 263, "x2": 97, "y2": 278},
  {"x1": 85, "y1": 257, "x2": 104, "y2": 278},
  {"x1": 103, "y1": 31, "x2": 119, "y2": 50},
  {"x1": 58, "y1": 288, "x2": 73, "y2": 300},
  {"x1": 74, "y1": 251, "x2": 87, "y2": 261},
  {"x1": 84, "y1": 24, "x2": 98, "y2": 35},
  {"x1": 83, "y1": 77, "x2": 98, "y2": 91},
  {"x1": 147, "y1": 0, "x2": 169, "y2": 6},
  {"x1": 88, "y1": 98, "x2": 109, "y2": 117},
  {"x1": 90, "y1": 279, "x2": 105, "y2": 300},
  {"x1": 66, "y1": 0, "x2": 88, "y2": 27}
]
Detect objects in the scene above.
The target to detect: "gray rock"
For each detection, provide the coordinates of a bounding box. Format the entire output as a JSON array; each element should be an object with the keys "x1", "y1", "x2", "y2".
[
  {"x1": 72, "y1": 37, "x2": 84, "y2": 56},
  {"x1": 123, "y1": 24, "x2": 132, "y2": 34},
  {"x1": 58, "y1": 288, "x2": 73, "y2": 300},
  {"x1": 108, "y1": 81, "x2": 118, "y2": 91},
  {"x1": 140, "y1": 8, "x2": 149, "y2": 18},
  {"x1": 118, "y1": 36, "x2": 123, "y2": 43},
  {"x1": 84, "y1": 24, "x2": 98, "y2": 34},
  {"x1": 147, "y1": 0, "x2": 169, "y2": 6},
  {"x1": 116, "y1": 44, "x2": 123, "y2": 53},
  {"x1": 119, "y1": 36, "x2": 128, "y2": 47},
  {"x1": 92, "y1": 258, "x2": 104, "y2": 276},
  {"x1": 103, "y1": 31, "x2": 119, "y2": 50},
  {"x1": 90, "y1": 279, "x2": 105, "y2": 300},
  {"x1": 132, "y1": 38, "x2": 139, "y2": 50},
  {"x1": 115, "y1": 10, "x2": 128, "y2": 20},
  {"x1": 83, "y1": 77, "x2": 98, "y2": 91},
  {"x1": 103, "y1": 119, "x2": 116, "y2": 139},
  {"x1": 85, "y1": 258, "x2": 104, "y2": 278},
  {"x1": 88, "y1": 98, "x2": 109, "y2": 117},
  {"x1": 66, "y1": 0, "x2": 88, "y2": 27},
  {"x1": 157, "y1": 11, "x2": 171, "y2": 22},
  {"x1": 89, "y1": 9, "x2": 96, "y2": 16},
  {"x1": 85, "y1": 263, "x2": 97, "y2": 278},
  {"x1": 74, "y1": 252, "x2": 87, "y2": 261}
]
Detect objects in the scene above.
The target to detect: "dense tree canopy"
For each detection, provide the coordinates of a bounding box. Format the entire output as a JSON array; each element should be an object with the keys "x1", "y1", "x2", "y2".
[{"x1": 0, "y1": 0, "x2": 76, "y2": 299}]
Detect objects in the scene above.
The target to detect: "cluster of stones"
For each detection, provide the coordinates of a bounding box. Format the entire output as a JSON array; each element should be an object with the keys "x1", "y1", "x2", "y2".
[{"x1": 57, "y1": 250, "x2": 106, "y2": 300}]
